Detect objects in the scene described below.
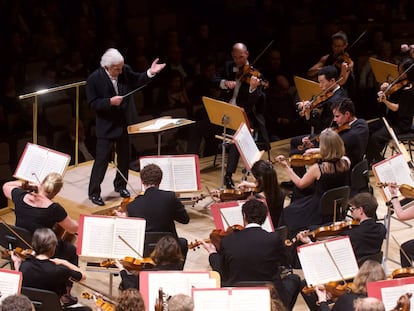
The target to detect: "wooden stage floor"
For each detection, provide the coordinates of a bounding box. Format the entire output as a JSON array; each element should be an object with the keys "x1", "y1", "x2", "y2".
[{"x1": 1, "y1": 138, "x2": 413, "y2": 310}]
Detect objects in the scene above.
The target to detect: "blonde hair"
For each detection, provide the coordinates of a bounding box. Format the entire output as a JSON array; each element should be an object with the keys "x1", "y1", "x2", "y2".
[
  {"x1": 353, "y1": 260, "x2": 386, "y2": 295},
  {"x1": 319, "y1": 128, "x2": 349, "y2": 173},
  {"x1": 41, "y1": 173, "x2": 63, "y2": 198}
]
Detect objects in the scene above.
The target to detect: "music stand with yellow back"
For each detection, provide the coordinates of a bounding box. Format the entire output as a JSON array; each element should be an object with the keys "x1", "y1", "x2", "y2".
[
  {"x1": 202, "y1": 96, "x2": 250, "y2": 188},
  {"x1": 369, "y1": 57, "x2": 399, "y2": 84},
  {"x1": 294, "y1": 76, "x2": 321, "y2": 101}
]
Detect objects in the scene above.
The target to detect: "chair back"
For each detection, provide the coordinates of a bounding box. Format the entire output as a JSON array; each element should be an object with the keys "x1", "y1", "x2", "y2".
[
  {"x1": 21, "y1": 286, "x2": 63, "y2": 311},
  {"x1": 351, "y1": 159, "x2": 371, "y2": 196},
  {"x1": 143, "y1": 232, "x2": 173, "y2": 257},
  {"x1": 319, "y1": 186, "x2": 351, "y2": 223}
]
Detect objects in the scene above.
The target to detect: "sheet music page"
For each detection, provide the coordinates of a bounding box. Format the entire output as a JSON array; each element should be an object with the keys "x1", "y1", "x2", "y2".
[
  {"x1": 220, "y1": 204, "x2": 273, "y2": 232},
  {"x1": 230, "y1": 288, "x2": 271, "y2": 311},
  {"x1": 381, "y1": 284, "x2": 414, "y2": 311},
  {"x1": 113, "y1": 217, "x2": 146, "y2": 258},
  {"x1": 140, "y1": 118, "x2": 183, "y2": 130},
  {"x1": 233, "y1": 123, "x2": 261, "y2": 170},
  {"x1": 79, "y1": 216, "x2": 115, "y2": 257},
  {"x1": 14, "y1": 144, "x2": 47, "y2": 183},
  {"x1": 140, "y1": 157, "x2": 174, "y2": 191},
  {"x1": 171, "y1": 157, "x2": 198, "y2": 191},
  {"x1": 0, "y1": 270, "x2": 22, "y2": 302},
  {"x1": 373, "y1": 154, "x2": 414, "y2": 199},
  {"x1": 145, "y1": 272, "x2": 211, "y2": 310},
  {"x1": 192, "y1": 289, "x2": 230, "y2": 311},
  {"x1": 325, "y1": 237, "x2": 359, "y2": 280},
  {"x1": 37, "y1": 150, "x2": 70, "y2": 181}
]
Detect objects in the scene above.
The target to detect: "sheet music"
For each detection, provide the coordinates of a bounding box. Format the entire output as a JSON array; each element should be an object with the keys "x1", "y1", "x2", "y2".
[
  {"x1": 0, "y1": 270, "x2": 22, "y2": 302},
  {"x1": 140, "y1": 118, "x2": 184, "y2": 131},
  {"x1": 171, "y1": 157, "x2": 198, "y2": 191},
  {"x1": 233, "y1": 123, "x2": 261, "y2": 170}
]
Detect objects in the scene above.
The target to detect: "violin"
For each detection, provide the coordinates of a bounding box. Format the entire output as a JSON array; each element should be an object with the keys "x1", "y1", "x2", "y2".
[
  {"x1": 390, "y1": 292, "x2": 412, "y2": 311},
  {"x1": 308, "y1": 91, "x2": 335, "y2": 110},
  {"x1": 208, "y1": 225, "x2": 245, "y2": 250},
  {"x1": 377, "y1": 182, "x2": 414, "y2": 199},
  {"x1": 390, "y1": 267, "x2": 414, "y2": 279},
  {"x1": 297, "y1": 124, "x2": 350, "y2": 151},
  {"x1": 81, "y1": 292, "x2": 115, "y2": 311},
  {"x1": 237, "y1": 65, "x2": 269, "y2": 89},
  {"x1": 1, "y1": 246, "x2": 35, "y2": 260},
  {"x1": 211, "y1": 188, "x2": 257, "y2": 202},
  {"x1": 106, "y1": 197, "x2": 132, "y2": 216},
  {"x1": 285, "y1": 220, "x2": 360, "y2": 247},
  {"x1": 302, "y1": 281, "x2": 354, "y2": 298},
  {"x1": 333, "y1": 52, "x2": 353, "y2": 71},
  {"x1": 289, "y1": 154, "x2": 322, "y2": 167},
  {"x1": 379, "y1": 79, "x2": 410, "y2": 100},
  {"x1": 52, "y1": 223, "x2": 77, "y2": 243},
  {"x1": 100, "y1": 256, "x2": 156, "y2": 271}
]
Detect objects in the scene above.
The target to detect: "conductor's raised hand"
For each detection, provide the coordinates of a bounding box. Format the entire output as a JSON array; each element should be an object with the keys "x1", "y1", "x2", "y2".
[
  {"x1": 149, "y1": 58, "x2": 166, "y2": 75},
  {"x1": 110, "y1": 95, "x2": 123, "y2": 106}
]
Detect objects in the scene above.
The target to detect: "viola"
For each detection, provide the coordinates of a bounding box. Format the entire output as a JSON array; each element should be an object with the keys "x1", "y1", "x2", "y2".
[
  {"x1": 302, "y1": 281, "x2": 354, "y2": 298},
  {"x1": 81, "y1": 292, "x2": 115, "y2": 311},
  {"x1": 285, "y1": 220, "x2": 360, "y2": 247},
  {"x1": 289, "y1": 154, "x2": 322, "y2": 167},
  {"x1": 237, "y1": 64, "x2": 269, "y2": 89},
  {"x1": 390, "y1": 267, "x2": 414, "y2": 279},
  {"x1": 377, "y1": 182, "x2": 414, "y2": 199}
]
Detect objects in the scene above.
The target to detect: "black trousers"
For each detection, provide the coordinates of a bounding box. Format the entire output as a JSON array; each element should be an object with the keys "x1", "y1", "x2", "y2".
[{"x1": 88, "y1": 133, "x2": 129, "y2": 197}]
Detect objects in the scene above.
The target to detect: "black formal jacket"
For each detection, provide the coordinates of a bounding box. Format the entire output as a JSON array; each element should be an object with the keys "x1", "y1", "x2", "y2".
[
  {"x1": 209, "y1": 225, "x2": 286, "y2": 287},
  {"x1": 126, "y1": 187, "x2": 189, "y2": 238},
  {"x1": 86, "y1": 65, "x2": 151, "y2": 139},
  {"x1": 339, "y1": 118, "x2": 369, "y2": 168}
]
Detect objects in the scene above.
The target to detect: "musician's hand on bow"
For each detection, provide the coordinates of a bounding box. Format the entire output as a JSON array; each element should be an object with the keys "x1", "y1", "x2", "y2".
[
  {"x1": 201, "y1": 240, "x2": 217, "y2": 255},
  {"x1": 387, "y1": 182, "x2": 399, "y2": 197},
  {"x1": 237, "y1": 181, "x2": 256, "y2": 191},
  {"x1": 301, "y1": 136, "x2": 314, "y2": 149},
  {"x1": 380, "y1": 82, "x2": 390, "y2": 91},
  {"x1": 224, "y1": 80, "x2": 236, "y2": 89},
  {"x1": 377, "y1": 90, "x2": 386, "y2": 103},
  {"x1": 315, "y1": 285, "x2": 328, "y2": 304},
  {"x1": 275, "y1": 155, "x2": 289, "y2": 168},
  {"x1": 297, "y1": 230, "x2": 312, "y2": 244},
  {"x1": 149, "y1": 58, "x2": 166, "y2": 75}
]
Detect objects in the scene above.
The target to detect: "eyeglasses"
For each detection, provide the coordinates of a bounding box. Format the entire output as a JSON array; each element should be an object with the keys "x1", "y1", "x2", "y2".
[{"x1": 348, "y1": 205, "x2": 360, "y2": 212}]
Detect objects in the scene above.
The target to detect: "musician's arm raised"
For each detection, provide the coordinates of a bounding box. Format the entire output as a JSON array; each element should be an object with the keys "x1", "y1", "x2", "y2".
[{"x1": 389, "y1": 184, "x2": 414, "y2": 220}]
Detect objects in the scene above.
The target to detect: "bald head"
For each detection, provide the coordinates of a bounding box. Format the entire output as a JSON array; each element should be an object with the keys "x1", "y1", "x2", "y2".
[{"x1": 231, "y1": 43, "x2": 249, "y2": 68}]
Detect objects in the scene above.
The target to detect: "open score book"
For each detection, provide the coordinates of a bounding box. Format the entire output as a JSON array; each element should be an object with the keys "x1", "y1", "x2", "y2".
[
  {"x1": 298, "y1": 236, "x2": 359, "y2": 286},
  {"x1": 233, "y1": 123, "x2": 264, "y2": 171},
  {"x1": 14, "y1": 143, "x2": 71, "y2": 183},
  {"x1": 139, "y1": 155, "x2": 201, "y2": 192},
  {"x1": 77, "y1": 215, "x2": 146, "y2": 259}
]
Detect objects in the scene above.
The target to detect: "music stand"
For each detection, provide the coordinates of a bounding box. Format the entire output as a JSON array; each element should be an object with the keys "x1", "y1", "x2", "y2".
[
  {"x1": 202, "y1": 96, "x2": 251, "y2": 188},
  {"x1": 369, "y1": 57, "x2": 399, "y2": 83}
]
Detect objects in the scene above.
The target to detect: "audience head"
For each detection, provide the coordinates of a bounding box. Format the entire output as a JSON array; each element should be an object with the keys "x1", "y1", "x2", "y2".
[
  {"x1": 1, "y1": 294, "x2": 34, "y2": 311},
  {"x1": 353, "y1": 260, "x2": 386, "y2": 295},
  {"x1": 354, "y1": 297, "x2": 385, "y2": 311},
  {"x1": 319, "y1": 128, "x2": 345, "y2": 160},
  {"x1": 31, "y1": 228, "x2": 58, "y2": 258},
  {"x1": 150, "y1": 235, "x2": 184, "y2": 266},
  {"x1": 167, "y1": 294, "x2": 194, "y2": 311},
  {"x1": 115, "y1": 289, "x2": 145, "y2": 311},
  {"x1": 242, "y1": 198, "x2": 267, "y2": 225},
  {"x1": 41, "y1": 172, "x2": 63, "y2": 198},
  {"x1": 349, "y1": 193, "x2": 378, "y2": 219},
  {"x1": 140, "y1": 164, "x2": 163, "y2": 187}
]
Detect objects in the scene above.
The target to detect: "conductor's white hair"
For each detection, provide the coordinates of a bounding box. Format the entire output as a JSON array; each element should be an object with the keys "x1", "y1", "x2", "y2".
[{"x1": 100, "y1": 48, "x2": 124, "y2": 67}]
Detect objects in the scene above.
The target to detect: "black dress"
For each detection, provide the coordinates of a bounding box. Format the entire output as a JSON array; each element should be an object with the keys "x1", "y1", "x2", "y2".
[{"x1": 283, "y1": 161, "x2": 350, "y2": 236}]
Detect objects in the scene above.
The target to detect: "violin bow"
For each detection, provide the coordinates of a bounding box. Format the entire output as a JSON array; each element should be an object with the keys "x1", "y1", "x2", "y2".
[
  {"x1": 383, "y1": 62, "x2": 414, "y2": 94},
  {"x1": 323, "y1": 242, "x2": 348, "y2": 285},
  {"x1": 219, "y1": 209, "x2": 232, "y2": 229},
  {"x1": 0, "y1": 216, "x2": 32, "y2": 249},
  {"x1": 250, "y1": 40, "x2": 274, "y2": 67},
  {"x1": 110, "y1": 161, "x2": 140, "y2": 196},
  {"x1": 118, "y1": 234, "x2": 144, "y2": 259},
  {"x1": 347, "y1": 30, "x2": 367, "y2": 52},
  {"x1": 391, "y1": 234, "x2": 412, "y2": 267},
  {"x1": 73, "y1": 279, "x2": 116, "y2": 303}
]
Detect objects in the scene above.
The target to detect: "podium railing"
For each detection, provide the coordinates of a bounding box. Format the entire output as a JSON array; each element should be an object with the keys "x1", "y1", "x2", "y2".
[{"x1": 18, "y1": 81, "x2": 87, "y2": 166}]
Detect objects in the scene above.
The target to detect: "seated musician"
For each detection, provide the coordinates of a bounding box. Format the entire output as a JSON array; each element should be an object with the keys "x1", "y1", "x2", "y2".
[
  {"x1": 366, "y1": 57, "x2": 414, "y2": 166},
  {"x1": 117, "y1": 163, "x2": 190, "y2": 259},
  {"x1": 276, "y1": 129, "x2": 351, "y2": 238},
  {"x1": 2, "y1": 173, "x2": 80, "y2": 304},
  {"x1": 11, "y1": 228, "x2": 91, "y2": 310},
  {"x1": 387, "y1": 183, "x2": 414, "y2": 268},
  {"x1": 296, "y1": 193, "x2": 386, "y2": 265},
  {"x1": 308, "y1": 260, "x2": 386, "y2": 311},
  {"x1": 106, "y1": 288, "x2": 145, "y2": 311},
  {"x1": 237, "y1": 159, "x2": 286, "y2": 227},
  {"x1": 201, "y1": 198, "x2": 301, "y2": 311},
  {"x1": 115, "y1": 235, "x2": 184, "y2": 290}
]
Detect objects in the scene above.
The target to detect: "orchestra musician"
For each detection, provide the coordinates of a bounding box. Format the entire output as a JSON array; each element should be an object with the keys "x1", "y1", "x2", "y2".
[
  {"x1": 215, "y1": 42, "x2": 270, "y2": 189},
  {"x1": 366, "y1": 57, "x2": 414, "y2": 166},
  {"x1": 276, "y1": 128, "x2": 351, "y2": 238},
  {"x1": 388, "y1": 183, "x2": 414, "y2": 268},
  {"x1": 312, "y1": 260, "x2": 386, "y2": 311},
  {"x1": 116, "y1": 163, "x2": 190, "y2": 259},
  {"x1": 109, "y1": 288, "x2": 145, "y2": 311},
  {"x1": 201, "y1": 198, "x2": 301, "y2": 311},
  {"x1": 2, "y1": 173, "x2": 80, "y2": 305},
  {"x1": 11, "y1": 228, "x2": 91, "y2": 310},
  {"x1": 307, "y1": 31, "x2": 354, "y2": 94},
  {"x1": 87, "y1": 48, "x2": 165, "y2": 206},
  {"x1": 237, "y1": 159, "x2": 286, "y2": 227}
]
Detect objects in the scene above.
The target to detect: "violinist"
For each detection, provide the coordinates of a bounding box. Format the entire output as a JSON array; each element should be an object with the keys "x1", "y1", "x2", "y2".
[
  {"x1": 11, "y1": 228, "x2": 91, "y2": 311},
  {"x1": 110, "y1": 288, "x2": 145, "y2": 311},
  {"x1": 215, "y1": 42, "x2": 270, "y2": 189},
  {"x1": 387, "y1": 183, "x2": 414, "y2": 268},
  {"x1": 366, "y1": 57, "x2": 414, "y2": 166},
  {"x1": 2, "y1": 173, "x2": 80, "y2": 304},
  {"x1": 201, "y1": 199, "x2": 301, "y2": 311},
  {"x1": 115, "y1": 235, "x2": 184, "y2": 290},
  {"x1": 276, "y1": 129, "x2": 351, "y2": 237},
  {"x1": 118, "y1": 164, "x2": 190, "y2": 258},
  {"x1": 237, "y1": 159, "x2": 286, "y2": 227},
  {"x1": 308, "y1": 31, "x2": 354, "y2": 94},
  {"x1": 312, "y1": 260, "x2": 386, "y2": 311}
]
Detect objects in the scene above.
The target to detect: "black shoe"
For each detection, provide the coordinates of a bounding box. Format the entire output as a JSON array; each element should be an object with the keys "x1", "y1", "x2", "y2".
[
  {"x1": 117, "y1": 189, "x2": 130, "y2": 198},
  {"x1": 89, "y1": 195, "x2": 105, "y2": 206},
  {"x1": 61, "y1": 294, "x2": 78, "y2": 307},
  {"x1": 224, "y1": 174, "x2": 235, "y2": 189}
]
